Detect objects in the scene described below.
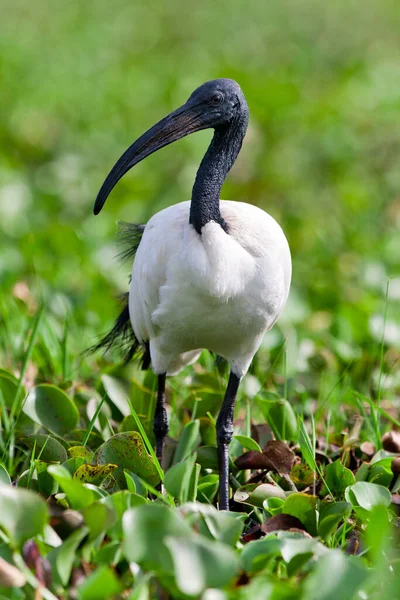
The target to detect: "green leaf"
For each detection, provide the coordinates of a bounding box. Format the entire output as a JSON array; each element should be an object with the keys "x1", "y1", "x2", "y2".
[
  {"x1": 298, "y1": 418, "x2": 317, "y2": 471},
  {"x1": 77, "y1": 564, "x2": 123, "y2": 600},
  {"x1": 257, "y1": 395, "x2": 298, "y2": 441},
  {"x1": 303, "y1": 550, "x2": 368, "y2": 600},
  {"x1": 74, "y1": 464, "x2": 117, "y2": 486},
  {"x1": 68, "y1": 446, "x2": 94, "y2": 461},
  {"x1": 47, "y1": 527, "x2": 89, "y2": 587},
  {"x1": 180, "y1": 503, "x2": 245, "y2": 547},
  {"x1": 318, "y1": 501, "x2": 352, "y2": 541},
  {"x1": 165, "y1": 534, "x2": 239, "y2": 595},
  {"x1": 81, "y1": 502, "x2": 117, "y2": 541},
  {"x1": 48, "y1": 465, "x2": 95, "y2": 509},
  {"x1": 101, "y1": 375, "x2": 130, "y2": 416},
  {"x1": 364, "y1": 505, "x2": 391, "y2": 564},
  {"x1": 322, "y1": 460, "x2": 355, "y2": 496},
  {"x1": 367, "y1": 458, "x2": 394, "y2": 487},
  {"x1": 197, "y1": 446, "x2": 219, "y2": 470},
  {"x1": 23, "y1": 384, "x2": 79, "y2": 436},
  {"x1": 173, "y1": 420, "x2": 200, "y2": 464},
  {"x1": 235, "y1": 483, "x2": 286, "y2": 507},
  {"x1": 197, "y1": 474, "x2": 219, "y2": 503},
  {"x1": 123, "y1": 504, "x2": 192, "y2": 572},
  {"x1": 164, "y1": 454, "x2": 197, "y2": 503},
  {"x1": 94, "y1": 432, "x2": 159, "y2": 488},
  {"x1": 345, "y1": 482, "x2": 392, "y2": 510},
  {"x1": 0, "y1": 484, "x2": 48, "y2": 547},
  {"x1": 0, "y1": 372, "x2": 23, "y2": 409},
  {"x1": 102, "y1": 491, "x2": 147, "y2": 540},
  {"x1": 20, "y1": 434, "x2": 68, "y2": 463},
  {"x1": 283, "y1": 493, "x2": 318, "y2": 536},
  {"x1": 240, "y1": 538, "x2": 283, "y2": 574},
  {"x1": 234, "y1": 435, "x2": 262, "y2": 452}
]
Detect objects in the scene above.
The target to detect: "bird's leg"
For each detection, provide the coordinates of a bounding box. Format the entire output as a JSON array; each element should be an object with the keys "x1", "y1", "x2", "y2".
[
  {"x1": 154, "y1": 373, "x2": 168, "y2": 466},
  {"x1": 216, "y1": 371, "x2": 241, "y2": 510}
]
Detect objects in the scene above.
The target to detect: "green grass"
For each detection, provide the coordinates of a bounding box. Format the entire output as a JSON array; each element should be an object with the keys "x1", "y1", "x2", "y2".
[{"x1": 0, "y1": 0, "x2": 400, "y2": 597}]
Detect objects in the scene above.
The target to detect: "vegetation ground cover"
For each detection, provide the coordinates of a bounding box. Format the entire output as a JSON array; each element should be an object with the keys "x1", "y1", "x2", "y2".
[{"x1": 1, "y1": 0, "x2": 400, "y2": 598}]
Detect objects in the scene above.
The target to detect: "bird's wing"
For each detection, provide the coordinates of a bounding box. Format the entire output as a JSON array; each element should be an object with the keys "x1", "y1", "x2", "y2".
[{"x1": 128, "y1": 201, "x2": 191, "y2": 343}]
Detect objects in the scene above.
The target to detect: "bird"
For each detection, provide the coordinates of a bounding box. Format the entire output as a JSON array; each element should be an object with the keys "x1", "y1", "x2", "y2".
[{"x1": 92, "y1": 78, "x2": 291, "y2": 510}]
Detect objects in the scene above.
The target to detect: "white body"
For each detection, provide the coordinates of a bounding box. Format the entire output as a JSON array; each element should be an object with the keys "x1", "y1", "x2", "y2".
[{"x1": 129, "y1": 200, "x2": 291, "y2": 377}]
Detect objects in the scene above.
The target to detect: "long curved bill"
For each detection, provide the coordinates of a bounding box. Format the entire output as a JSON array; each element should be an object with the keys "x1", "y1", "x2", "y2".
[{"x1": 94, "y1": 101, "x2": 204, "y2": 215}]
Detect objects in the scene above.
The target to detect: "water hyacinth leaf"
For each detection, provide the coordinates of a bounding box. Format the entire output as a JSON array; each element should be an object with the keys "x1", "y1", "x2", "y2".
[
  {"x1": 165, "y1": 534, "x2": 239, "y2": 595},
  {"x1": 21, "y1": 434, "x2": 68, "y2": 463},
  {"x1": 240, "y1": 538, "x2": 283, "y2": 574},
  {"x1": 367, "y1": 458, "x2": 394, "y2": 487},
  {"x1": 263, "y1": 497, "x2": 285, "y2": 515},
  {"x1": 318, "y1": 502, "x2": 352, "y2": 541},
  {"x1": 124, "y1": 470, "x2": 147, "y2": 496},
  {"x1": 48, "y1": 465, "x2": 95, "y2": 509},
  {"x1": 283, "y1": 493, "x2": 318, "y2": 536},
  {"x1": 345, "y1": 482, "x2": 392, "y2": 510},
  {"x1": 68, "y1": 446, "x2": 93, "y2": 461},
  {"x1": 94, "y1": 540, "x2": 121, "y2": 566},
  {"x1": 257, "y1": 395, "x2": 298, "y2": 442},
  {"x1": 35, "y1": 460, "x2": 58, "y2": 496},
  {"x1": 164, "y1": 454, "x2": 197, "y2": 503},
  {"x1": 102, "y1": 490, "x2": 148, "y2": 540},
  {"x1": 188, "y1": 463, "x2": 201, "y2": 503},
  {"x1": 0, "y1": 372, "x2": 23, "y2": 409},
  {"x1": 234, "y1": 435, "x2": 262, "y2": 452},
  {"x1": 290, "y1": 463, "x2": 317, "y2": 491},
  {"x1": 196, "y1": 446, "x2": 219, "y2": 471},
  {"x1": 70, "y1": 430, "x2": 105, "y2": 450},
  {"x1": 77, "y1": 564, "x2": 123, "y2": 600},
  {"x1": 62, "y1": 457, "x2": 87, "y2": 477},
  {"x1": 81, "y1": 502, "x2": 117, "y2": 541},
  {"x1": 123, "y1": 504, "x2": 192, "y2": 571},
  {"x1": 197, "y1": 474, "x2": 219, "y2": 503},
  {"x1": 0, "y1": 484, "x2": 48, "y2": 547},
  {"x1": 235, "y1": 483, "x2": 286, "y2": 507},
  {"x1": 47, "y1": 527, "x2": 89, "y2": 587},
  {"x1": 280, "y1": 537, "x2": 321, "y2": 563},
  {"x1": 322, "y1": 461, "x2": 355, "y2": 496},
  {"x1": 101, "y1": 374, "x2": 130, "y2": 416},
  {"x1": 173, "y1": 420, "x2": 200, "y2": 464},
  {"x1": 181, "y1": 504, "x2": 245, "y2": 547},
  {"x1": 74, "y1": 464, "x2": 118, "y2": 486},
  {"x1": 303, "y1": 550, "x2": 369, "y2": 600},
  {"x1": 23, "y1": 384, "x2": 79, "y2": 436},
  {"x1": 94, "y1": 432, "x2": 160, "y2": 487},
  {"x1": 364, "y1": 505, "x2": 390, "y2": 564}
]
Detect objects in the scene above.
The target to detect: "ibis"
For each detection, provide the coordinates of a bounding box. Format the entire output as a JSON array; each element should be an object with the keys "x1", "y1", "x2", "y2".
[{"x1": 93, "y1": 79, "x2": 291, "y2": 509}]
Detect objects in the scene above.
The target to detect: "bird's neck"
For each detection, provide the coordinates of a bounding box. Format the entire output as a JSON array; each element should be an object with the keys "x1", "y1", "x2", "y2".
[{"x1": 189, "y1": 115, "x2": 248, "y2": 234}]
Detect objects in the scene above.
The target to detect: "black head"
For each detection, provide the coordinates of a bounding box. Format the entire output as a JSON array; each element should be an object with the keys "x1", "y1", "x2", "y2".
[
  {"x1": 185, "y1": 78, "x2": 248, "y2": 129},
  {"x1": 94, "y1": 78, "x2": 248, "y2": 214}
]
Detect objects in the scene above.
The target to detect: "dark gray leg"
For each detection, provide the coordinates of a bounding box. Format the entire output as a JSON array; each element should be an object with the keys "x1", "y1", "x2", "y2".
[
  {"x1": 216, "y1": 371, "x2": 241, "y2": 510},
  {"x1": 153, "y1": 373, "x2": 168, "y2": 466}
]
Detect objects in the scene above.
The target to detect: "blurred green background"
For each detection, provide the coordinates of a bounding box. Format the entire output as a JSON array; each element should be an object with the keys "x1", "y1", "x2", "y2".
[{"x1": 1, "y1": 0, "x2": 399, "y2": 389}]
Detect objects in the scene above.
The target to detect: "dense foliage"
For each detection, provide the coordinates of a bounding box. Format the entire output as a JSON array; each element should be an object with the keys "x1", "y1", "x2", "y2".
[{"x1": 0, "y1": 0, "x2": 399, "y2": 598}]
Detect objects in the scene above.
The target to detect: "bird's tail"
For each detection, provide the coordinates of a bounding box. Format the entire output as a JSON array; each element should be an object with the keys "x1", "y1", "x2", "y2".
[{"x1": 87, "y1": 222, "x2": 150, "y2": 368}]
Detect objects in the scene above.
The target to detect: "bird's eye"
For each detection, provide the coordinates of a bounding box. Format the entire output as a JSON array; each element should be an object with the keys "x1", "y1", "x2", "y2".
[{"x1": 210, "y1": 92, "x2": 224, "y2": 106}]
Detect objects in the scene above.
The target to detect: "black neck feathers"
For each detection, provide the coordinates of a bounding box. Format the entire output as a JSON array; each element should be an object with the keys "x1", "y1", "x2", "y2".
[{"x1": 189, "y1": 112, "x2": 248, "y2": 235}]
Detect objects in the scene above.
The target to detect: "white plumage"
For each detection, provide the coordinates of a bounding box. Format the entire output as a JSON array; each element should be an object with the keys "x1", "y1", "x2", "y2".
[
  {"x1": 129, "y1": 200, "x2": 291, "y2": 377},
  {"x1": 93, "y1": 78, "x2": 292, "y2": 509}
]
